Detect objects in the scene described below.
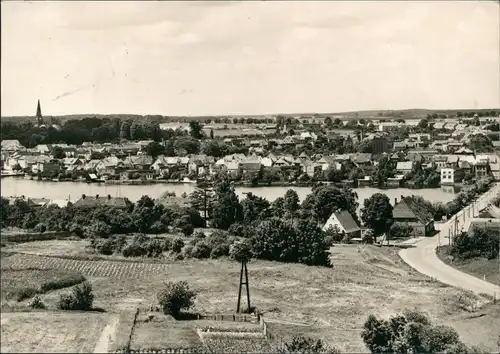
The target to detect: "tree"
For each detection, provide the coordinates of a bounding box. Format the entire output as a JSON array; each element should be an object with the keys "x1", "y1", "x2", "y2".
[
  {"x1": 361, "y1": 310, "x2": 471, "y2": 354},
  {"x1": 120, "y1": 120, "x2": 131, "y2": 140},
  {"x1": 190, "y1": 182, "x2": 214, "y2": 220},
  {"x1": 283, "y1": 189, "x2": 300, "y2": 219},
  {"x1": 469, "y1": 134, "x2": 493, "y2": 153},
  {"x1": 211, "y1": 174, "x2": 242, "y2": 229},
  {"x1": 51, "y1": 146, "x2": 66, "y2": 159},
  {"x1": 189, "y1": 121, "x2": 203, "y2": 139},
  {"x1": 57, "y1": 282, "x2": 94, "y2": 311},
  {"x1": 306, "y1": 185, "x2": 359, "y2": 225},
  {"x1": 157, "y1": 281, "x2": 197, "y2": 318},
  {"x1": 417, "y1": 119, "x2": 429, "y2": 129},
  {"x1": 209, "y1": 129, "x2": 214, "y2": 139},
  {"x1": 145, "y1": 142, "x2": 164, "y2": 158},
  {"x1": 361, "y1": 193, "x2": 393, "y2": 239},
  {"x1": 241, "y1": 193, "x2": 271, "y2": 223}
]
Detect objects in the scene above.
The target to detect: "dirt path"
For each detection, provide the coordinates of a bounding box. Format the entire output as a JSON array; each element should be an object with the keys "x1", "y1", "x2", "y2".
[{"x1": 94, "y1": 315, "x2": 119, "y2": 353}]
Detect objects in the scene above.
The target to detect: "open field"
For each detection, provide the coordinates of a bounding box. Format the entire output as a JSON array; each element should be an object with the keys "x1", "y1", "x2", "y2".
[
  {"x1": 0, "y1": 311, "x2": 110, "y2": 353},
  {"x1": 2, "y1": 240, "x2": 500, "y2": 352},
  {"x1": 1, "y1": 263, "x2": 86, "y2": 302},
  {"x1": 437, "y1": 246, "x2": 500, "y2": 286}
]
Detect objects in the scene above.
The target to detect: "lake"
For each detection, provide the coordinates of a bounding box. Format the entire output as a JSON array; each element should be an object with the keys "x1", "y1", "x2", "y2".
[{"x1": 1, "y1": 178, "x2": 458, "y2": 212}]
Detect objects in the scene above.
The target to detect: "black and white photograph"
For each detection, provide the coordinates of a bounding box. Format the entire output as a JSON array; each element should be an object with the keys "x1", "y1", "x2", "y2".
[{"x1": 1, "y1": 1, "x2": 500, "y2": 353}]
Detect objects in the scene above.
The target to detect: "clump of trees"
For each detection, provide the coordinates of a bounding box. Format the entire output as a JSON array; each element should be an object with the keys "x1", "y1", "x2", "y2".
[
  {"x1": 449, "y1": 227, "x2": 499, "y2": 261},
  {"x1": 361, "y1": 309, "x2": 482, "y2": 353}
]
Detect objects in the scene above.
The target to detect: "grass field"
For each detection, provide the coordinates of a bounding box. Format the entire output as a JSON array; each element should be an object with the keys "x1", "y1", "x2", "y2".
[
  {"x1": 1, "y1": 265, "x2": 86, "y2": 303},
  {"x1": 0, "y1": 311, "x2": 110, "y2": 353},
  {"x1": 437, "y1": 246, "x2": 500, "y2": 286},
  {"x1": 2, "y1": 241, "x2": 500, "y2": 352}
]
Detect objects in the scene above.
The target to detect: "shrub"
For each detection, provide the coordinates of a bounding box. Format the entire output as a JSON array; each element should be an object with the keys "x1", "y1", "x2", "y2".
[
  {"x1": 28, "y1": 294, "x2": 46, "y2": 309},
  {"x1": 172, "y1": 237, "x2": 185, "y2": 253},
  {"x1": 163, "y1": 237, "x2": 172, "y2": 251},
  {"x1": 210, "y1": 244, "x2": 230, "y2": 259},
  {"x1": 145, "y1": 239, "x2": 163, "y2": 257},
  {"x1": 40, "y1": 274, "x2": 86, "y2": 292},
  {"x1": 229, "y1": 240, "x2": 253, "y2": 263},
  {"x1": 183, "y1": 245, "x2": 194, "y2": 257},
  {"x1": 206, "y1": 230, "x2": 230, "y2": 249},
  {"x1": 193, "y1": 231, "x2": 206, "y2": 240},
  {"x1": 57, "y1": 282, "x2": 94, "y2": 311},
  {"x1": 157, "y1": 281, "x2": 197, "y2": 318},
  {"x1": 16, "y1": 287, "x2": 39, "y2": 302},
  {"x1": 33, "y1": 223, "x2": 47, "y2": 233},
  {"x1": 283, "y1": 335, "x2": 340, "y2": 354},
  {"x1": 362, "y1": 229, "x2": 375, "y2": 244},
  {"x1": 181, "y1": 223, "x2": 194, "y2": 236},
  {"x1": 191, "y1": 242, "x2": 212, "y2": 259},
  {"x1": 96, "y1": 238, "x2": 116, "y2": 255},
  {"x1": 175, "y1": 253, "x2": 185, "y2": 261},
  {"x1": 122, "y1": 243, "x2": 146, "y2": 257}
]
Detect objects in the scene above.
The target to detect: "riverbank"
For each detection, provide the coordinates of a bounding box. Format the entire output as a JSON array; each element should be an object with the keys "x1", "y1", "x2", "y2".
[{"x1": 1, "y1": 177, "x2": 458, "y2": 207}]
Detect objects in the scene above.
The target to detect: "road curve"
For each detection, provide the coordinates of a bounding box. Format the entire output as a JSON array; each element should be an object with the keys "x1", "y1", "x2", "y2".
[{"x1": 399, "y1": 183, "x2": 500, "y2": 297}]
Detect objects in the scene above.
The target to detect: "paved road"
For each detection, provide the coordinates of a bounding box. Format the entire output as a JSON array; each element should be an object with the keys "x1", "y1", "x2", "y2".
[{"x1": 399, "y1": 183, "x2": 500, "y2": 297}]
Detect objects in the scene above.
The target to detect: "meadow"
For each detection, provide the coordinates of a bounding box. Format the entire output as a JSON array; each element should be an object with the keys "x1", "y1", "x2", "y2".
[{"x1": 2, "y1": 239, "x2": 500, "y2": 352}]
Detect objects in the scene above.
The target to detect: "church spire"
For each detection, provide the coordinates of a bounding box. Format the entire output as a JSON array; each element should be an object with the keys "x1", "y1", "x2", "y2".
[{"x1": 36, "y1": 99, "x2": 43, "y2": 126}]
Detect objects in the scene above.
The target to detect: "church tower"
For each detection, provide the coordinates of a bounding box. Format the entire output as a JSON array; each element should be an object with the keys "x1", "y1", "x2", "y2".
[{"x1": 36, "y1": 99, "x2": 43, "y2": 126}]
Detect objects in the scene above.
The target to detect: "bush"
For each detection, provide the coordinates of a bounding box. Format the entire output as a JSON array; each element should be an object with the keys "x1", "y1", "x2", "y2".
[
  {"x1": 163, "y1": 237, "x2": 172, "y2": 251},
  {"x1": 96, "y1": 238, "x2": 116, "y2": 255},
  {"x1": 122, "y1": 243, "x2": 146, "y2": 257},
  {"x1": 283, "y1": 335, "x2": 340, "y2": 354},
  {"x1": 183, "y1": 245, "x2": 194, "y2": 257},
  {"x1": 172, "y1": 237, "x2": 185, "y2": 253},
  {"x1": 28, "y1": 294, "x2": 46, "y2": 309},
  {"x1": 33, "y1": 223, "x2": 47, "y2": 233},
  {"x1": 362, "y1": 229, "x2": 375, "y2": 244},
  {"x1": 157, "y1": 281, "x2": 197, "y2": 318},
  {"x1": 145, "y1": 239, "x2": 163, "y2": 257},
  {"x1": 16, "y1": 287, "x2": 39, "y2": 302},
  {"x1": 389, "y1": 222, "x2": 413, "y2": 239},
  {"x1": 191, "y1": 242, "x2": 212, "y2": 259},
  {"x1": 40, "y1": 274, "x2": 86, "y2": 292},
  {"x1": 210, "y1": 244, "x2": 230, "y2": 259},
  {"x1": 229, "y1": 240, "x2": 253, "y2": 263},
  {"x1": 205, "y1": 230, "x2": 230, "y2": 249},
  {"x1": 181, "y1": 224, "x2": 194, "y2": 236},
  {"x1": 57, "y1": 282, "x2": 94, "y2": 311},
  {"x1": 193, "y1": 231, "x2": 206, "y2": 240},
  {"x1": 175, "y1": 253, "x2": 185, "y2": 261}
]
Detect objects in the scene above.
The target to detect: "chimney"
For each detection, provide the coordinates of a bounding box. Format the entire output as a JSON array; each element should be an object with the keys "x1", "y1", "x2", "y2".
[
  {"x1": 107, "y1": 194, "x2": 111, "y2": 200},
  {"x1": 82, "y1": 194, "x2": 86, "y2": 199},
  {"x1": 96, "y1": 194, "x2": 99, "y2": 199},
  {"x1": 394, "y1": 198, "x2": 397, "y2": 205}
]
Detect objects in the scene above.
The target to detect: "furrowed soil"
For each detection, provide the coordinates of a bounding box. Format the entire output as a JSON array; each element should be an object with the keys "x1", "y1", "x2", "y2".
[{"x1": 1, "y1": 241, "x2": 499, "y2": 352}]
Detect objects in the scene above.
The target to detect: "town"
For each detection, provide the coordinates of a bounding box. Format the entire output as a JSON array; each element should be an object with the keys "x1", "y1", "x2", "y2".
[{"x1": 1, "y1": 102, "x2": 499, "y2": 189}]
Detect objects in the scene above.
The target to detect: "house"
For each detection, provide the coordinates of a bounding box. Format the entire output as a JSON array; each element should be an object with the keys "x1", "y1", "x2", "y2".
[
  {"x1": 353, "y1": 153, "x2": 372, "y2": 168},
  {"x1": 240, "y1": 159, "x2": 262, "y2": 178},
  {"x1": 1, "y1": 140, "x2": 25, "y2": 152},
  {"x1": 440, "y1": 168, "x2": 464, "y2": 185},
  {"x1": 73, "y1": 194, "x2": 132, "y2": 210},
  {"x1": 32, "y1": 160, "x2": 60, "y2": 174},
  {"x1": 396, "y1": 161, "x2": 413, "y2": 175},
  {"x1": 322, "y1": 210, "x2": 362, "y2": 239},
  {"x1": 392, "y1": 197, "x2": 435, "y2": 236}
]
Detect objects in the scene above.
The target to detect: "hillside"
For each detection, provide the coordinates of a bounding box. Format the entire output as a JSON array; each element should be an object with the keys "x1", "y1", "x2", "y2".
[{"x1": 2, "y1": 108, "x2": 499, "y2": 124}]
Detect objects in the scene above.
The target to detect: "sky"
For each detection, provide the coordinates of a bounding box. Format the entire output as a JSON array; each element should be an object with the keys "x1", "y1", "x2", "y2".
[{"x1": 1, "y1": 1, "x2": 499, "y2": 116}]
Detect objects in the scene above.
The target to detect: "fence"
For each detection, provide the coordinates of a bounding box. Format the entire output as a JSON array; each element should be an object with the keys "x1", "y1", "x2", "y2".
[{"x1": 1, "y1": 231, "x2": 69, "y2": 243}]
